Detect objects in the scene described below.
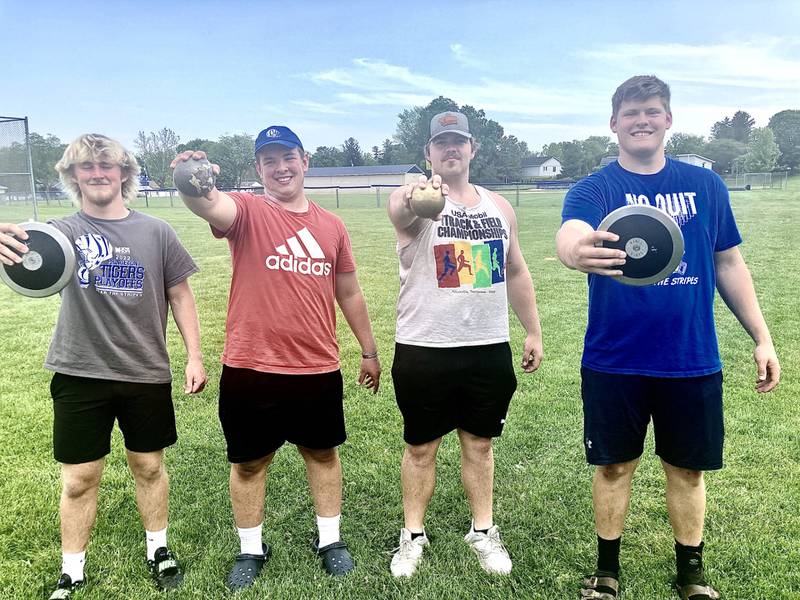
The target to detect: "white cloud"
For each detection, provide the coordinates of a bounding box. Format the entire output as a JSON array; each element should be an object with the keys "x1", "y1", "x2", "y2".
[{"x1": 450, "y1": 43, "x2": 487, "y2": 69}]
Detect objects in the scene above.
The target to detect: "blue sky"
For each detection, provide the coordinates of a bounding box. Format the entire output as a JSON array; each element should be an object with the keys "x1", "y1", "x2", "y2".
[{"x1": 3, "y1": 0, "x2": 799, "y2": 154}]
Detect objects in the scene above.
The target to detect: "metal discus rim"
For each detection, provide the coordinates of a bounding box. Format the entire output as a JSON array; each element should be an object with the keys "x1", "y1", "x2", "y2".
[
  {"x1": 0, "y1": 221, "x2": 76, "y2": 298},
  {"x1": 597, "y1": 204, "x2": 685, "y2": 286}
]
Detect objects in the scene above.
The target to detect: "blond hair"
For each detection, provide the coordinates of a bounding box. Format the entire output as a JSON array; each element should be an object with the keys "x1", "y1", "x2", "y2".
[{"x1": 55, "y1": 133, "x2": 141, "y2": 205}]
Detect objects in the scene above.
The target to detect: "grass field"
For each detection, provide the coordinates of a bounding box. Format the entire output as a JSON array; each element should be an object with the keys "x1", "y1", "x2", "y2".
[{"x1": 0, "y1": 180, "x2": 797, "y2": 599}]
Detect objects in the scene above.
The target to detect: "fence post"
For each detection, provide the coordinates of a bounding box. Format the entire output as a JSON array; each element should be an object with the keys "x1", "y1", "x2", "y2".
[
  {"x1": 376, "y1": 187, "x2": 380, "y2": 208},
  {"x1": 145, "y1": 191, "x2": 150, "y2": 208},
  {"x1": 515, "y1": 183, "x2": 520, "y2": 207},
  {"x1": 336, "y1": 187, "x2": 339, "y2": 209},
  {"x1": 169, "y1": 190, "x2": 174, "y2": 208}
]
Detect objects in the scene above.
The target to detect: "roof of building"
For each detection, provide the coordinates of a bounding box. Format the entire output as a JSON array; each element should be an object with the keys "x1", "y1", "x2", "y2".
[
  {"x1": 306, "y1": 164, "x2": 424, "y2": 177},
  {"x1": 521, "y1": 156, "x2": 559, "y2": 167},
  {"x1": 599, "y1": 156, "x2": 618, "y2": 166}
]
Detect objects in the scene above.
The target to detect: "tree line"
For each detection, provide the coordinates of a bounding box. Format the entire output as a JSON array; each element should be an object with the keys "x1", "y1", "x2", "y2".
[{"x1": 11, "y1": 104, "x2": 800, "y2": 192}]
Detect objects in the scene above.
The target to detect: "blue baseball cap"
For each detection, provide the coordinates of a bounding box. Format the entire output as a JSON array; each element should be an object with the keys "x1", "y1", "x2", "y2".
[{"x1": 254, "y1": 126, "x2": 304, "y2": 156}]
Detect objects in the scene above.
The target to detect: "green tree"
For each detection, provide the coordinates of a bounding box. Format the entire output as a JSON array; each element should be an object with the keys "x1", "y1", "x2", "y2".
[
  {"x1": 310, "y1": 146, "x2": 344, "y2": 167},
  {"x1": 767, "y1": 109, "x2": 800, "y2": 170},
  {"x1": 29, "y1": 133, "x2": 67, "y2": 191},
  {"x1": 711, "y1": 111, "x2": 755, "y2": 143},
  {"x1": 176, "y1": 138, "x2": 216, "y2": 156},
  {"x1": 211, "y1": 134, "x2": 254, "y2": 188},
  {"x1": 739, "y1": 127, "x2": 780, "y2": 172},
  {"x1": 665, "y1": 133, "x2": 707, "y2": 157},
  {"x1": 134, "y1": 128, "x2": 180, "y2": 188},
  {"x1": 341, "y1": 137, "x2": 365, "y2": 166},
  {"x1": 704, "y1": 138, "x2": 747, "y2": 174},
  {"x1": 730, "y1": 111, "x2": 756, "y2": 143},
  {"x1": 582, "y1": 136, "x2": 611, "y2": 173}
]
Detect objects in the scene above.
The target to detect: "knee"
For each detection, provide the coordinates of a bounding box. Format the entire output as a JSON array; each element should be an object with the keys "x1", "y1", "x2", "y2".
[
  {"x1": 299, "y1": 446, "x2": 338, "y2": 465},
  {"x1": 596, "y1": 462, "x2": 636, "y2": 483},
  {"x1": 666, "y1": 467, "x2": 704, "y2": 488},
  {"x1": 461, "y1": 436, "x2": 492, "y2": 462},
  {"x1": 405, "y1": 441, "x2": 439, "y2": 468},
  {"x1": 130, "y1": 460, "x2": 165, "y2": 485},
  {"x1": 62, "y1": 472, "x2": 101, "y2": 500},
  {"x1": 232, "y1": 456, "x2": 272, "y2": 479}
]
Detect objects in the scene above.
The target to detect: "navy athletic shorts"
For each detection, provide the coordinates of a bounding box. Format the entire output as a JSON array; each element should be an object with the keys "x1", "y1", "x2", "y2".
[{"x1": 581, "y1": 367, "x2": 724, "y2": 471}]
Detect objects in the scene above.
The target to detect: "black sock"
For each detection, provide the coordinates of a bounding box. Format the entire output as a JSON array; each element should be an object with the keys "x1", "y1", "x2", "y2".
[
  {"x1": 597, "y1": 535, "x2": 621, "y2": 576},
  {"x1": 410, "y1": 531, "x2": 425, "y2": 541},
  {"x1": 474, "y1": 527, "x2": 490, "y2": 535},
  {"x1": 675, "y1": 540, "x2": 704, "y2": 584}
]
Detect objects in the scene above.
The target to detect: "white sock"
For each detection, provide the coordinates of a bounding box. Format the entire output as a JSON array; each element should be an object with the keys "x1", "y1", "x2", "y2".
[
  {"x1": 317, "y1": 514, "x2": 341, "y2": 548},
  {"x1": 237, "y1": 523, "x2": 264, "y2": 555},
  {"x1": 145, "y1": 527, "x2": 168, "y2": 561},
  {"x1": 62, "y1": 551, "x2": 85, "y2": 583}
]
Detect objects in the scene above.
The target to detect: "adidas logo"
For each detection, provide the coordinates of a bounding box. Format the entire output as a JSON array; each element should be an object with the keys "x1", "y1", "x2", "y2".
[{"x1": 265, "y1": 227, "x2": 332, "y2": 276}]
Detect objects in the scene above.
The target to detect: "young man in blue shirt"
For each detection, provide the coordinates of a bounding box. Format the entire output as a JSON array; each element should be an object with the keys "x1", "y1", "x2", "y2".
[{"x1": 556, "y1": 75, "x2": 780, "y2": 600}]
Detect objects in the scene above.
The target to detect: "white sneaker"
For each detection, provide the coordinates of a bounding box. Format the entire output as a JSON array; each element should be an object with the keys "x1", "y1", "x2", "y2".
[
  {"x1": 390, "y1": 527, "x2": 429, "y2": 577},
  {"x1": 464, "y1": 524, "x2": 512, "y2": 575}
]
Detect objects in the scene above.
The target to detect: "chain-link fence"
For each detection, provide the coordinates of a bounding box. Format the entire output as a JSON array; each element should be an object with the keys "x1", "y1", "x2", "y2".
[
  {"x1": 723, "y1": 171, "x2": 788, "y2": 190},
  {"x1": 0, "y1": 116, "x2": 38, "y2": 222}
]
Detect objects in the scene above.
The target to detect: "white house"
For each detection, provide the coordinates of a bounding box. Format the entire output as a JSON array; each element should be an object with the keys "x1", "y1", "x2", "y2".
[
  {"x1": 521, "y1": 156, "x2": 562, "y2": 178},
  {"x1": 675, "y1": 154, "x2": 714, "y2": 169}
]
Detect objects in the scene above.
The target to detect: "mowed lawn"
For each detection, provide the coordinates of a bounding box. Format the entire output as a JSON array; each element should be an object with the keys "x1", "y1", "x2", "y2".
[{"x1": 0, "y1": 180, "x2": 797, "y2": 599}]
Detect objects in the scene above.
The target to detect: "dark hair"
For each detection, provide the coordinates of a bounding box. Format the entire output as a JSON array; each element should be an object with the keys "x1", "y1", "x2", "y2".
[{"x1": 612, "y1": 75, "x2": 671, "y2": 118}]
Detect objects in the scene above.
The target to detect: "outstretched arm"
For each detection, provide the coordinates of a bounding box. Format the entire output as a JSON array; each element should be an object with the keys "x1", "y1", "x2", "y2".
[
  {"x1": 335, "y1": 271, "x2": 381, "y2": 393},
  {"x1": 387, "y1": 175, "x2": 448, "y2": 246},
  {"x1": 166, "y1": 279, "x2": 207, "y2": 394},
  {"x1": 714, "y1": 246, "x2": 779, "y2": 393}
]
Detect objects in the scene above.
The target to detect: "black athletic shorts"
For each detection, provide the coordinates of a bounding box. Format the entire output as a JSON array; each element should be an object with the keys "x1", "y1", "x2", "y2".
[
  {"x1": 391, "y1": 342, "x2": 517, "y2": 445},
  {"x1": 581, "y1": 367, "x2": 724, "y2": 471},
  {"x1": 51, "y1": 372, "x2": 176, "y2": 464},
  {"x1": 218, "y1": 365, "x2": 345, "y2": 463}
]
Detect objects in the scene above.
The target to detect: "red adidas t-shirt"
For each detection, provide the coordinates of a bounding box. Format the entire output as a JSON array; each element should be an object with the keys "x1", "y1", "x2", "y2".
[{"x1": 212, "y1": 192, "x2": 356, "y2": 374}]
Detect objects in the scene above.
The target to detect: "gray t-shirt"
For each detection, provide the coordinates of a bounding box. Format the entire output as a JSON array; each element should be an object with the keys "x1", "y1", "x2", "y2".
[{"x1": 44, "y1": 210, "x2": 198, "y2": 383}]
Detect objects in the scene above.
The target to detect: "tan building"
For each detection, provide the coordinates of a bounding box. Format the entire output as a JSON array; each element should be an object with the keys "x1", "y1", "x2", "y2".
[{"x1": 303, "y1": 164, "x2": 424, "y2": 192}]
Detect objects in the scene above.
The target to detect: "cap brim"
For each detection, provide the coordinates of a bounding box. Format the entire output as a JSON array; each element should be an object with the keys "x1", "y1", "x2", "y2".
[
  {"x1": 429, "y1": 130, "x2": 472, "y2": 142},
  {"x1": 255, "y1": 139, "x2": 303, "y2": 155}
]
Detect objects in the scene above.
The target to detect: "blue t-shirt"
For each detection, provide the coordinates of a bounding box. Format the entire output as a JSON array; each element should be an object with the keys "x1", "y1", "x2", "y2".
[{"x1": 561, "y1": 158, "x2": 741, "y2": 377}]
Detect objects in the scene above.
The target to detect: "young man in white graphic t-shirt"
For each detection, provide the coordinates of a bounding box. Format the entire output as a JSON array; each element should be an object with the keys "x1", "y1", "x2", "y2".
[{"x1": 386, "y1": 111, "x2": 543, "y2": 578}]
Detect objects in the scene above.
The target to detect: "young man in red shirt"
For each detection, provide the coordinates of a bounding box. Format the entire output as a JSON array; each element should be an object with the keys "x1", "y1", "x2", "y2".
[{"x1": 173, "y1": 126, "x2": 380, "y2": 589}]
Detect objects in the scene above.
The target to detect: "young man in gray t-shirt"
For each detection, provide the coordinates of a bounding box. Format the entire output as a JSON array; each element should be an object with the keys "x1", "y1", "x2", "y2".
[{"x1": 0, "y1": 134, "x2": 206, "y2": 599}]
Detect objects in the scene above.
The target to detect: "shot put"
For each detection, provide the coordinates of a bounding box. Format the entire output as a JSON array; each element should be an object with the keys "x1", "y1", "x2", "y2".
[
  {"x1": 410, "y1": 184, "x2": 445, "y2": 219},
  {"x1": 173, "y1": 157, "x2": 216, "y2": 197}
]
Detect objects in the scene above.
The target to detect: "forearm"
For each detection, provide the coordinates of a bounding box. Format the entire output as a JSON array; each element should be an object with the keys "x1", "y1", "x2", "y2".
[
  {"x1": 507, "y1": 267, "x2": 541, "y2": 337},
  {"x1": 716, "y1": 262, "x2": 772, "y2": 345},
  {"x1": 337, "y1": 290, "x2": 378, "y2": 354},
  {"x1": 169, "y1": 290, "x2": 203, "y2": 360}
]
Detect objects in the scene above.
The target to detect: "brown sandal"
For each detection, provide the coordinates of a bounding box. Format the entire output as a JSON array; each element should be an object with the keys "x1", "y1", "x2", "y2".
[
  {"x1": 675, "y1": 581, "x2": 720, "y2": 599},
  {"x1": 580, "y1": 571, "x2": 619, "y2": 599}
]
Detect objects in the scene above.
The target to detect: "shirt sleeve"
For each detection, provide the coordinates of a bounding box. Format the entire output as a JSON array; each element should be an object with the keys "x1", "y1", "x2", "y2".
[
  {"x1": 163, "y1": 224, "x2": 199, "y2": 288},
  {"x1": 561, "y1": 175, "x2": 608, "y2": 229},
  {"x1": 211, "y1": 192, "x2": 250, "y2": 240}
]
